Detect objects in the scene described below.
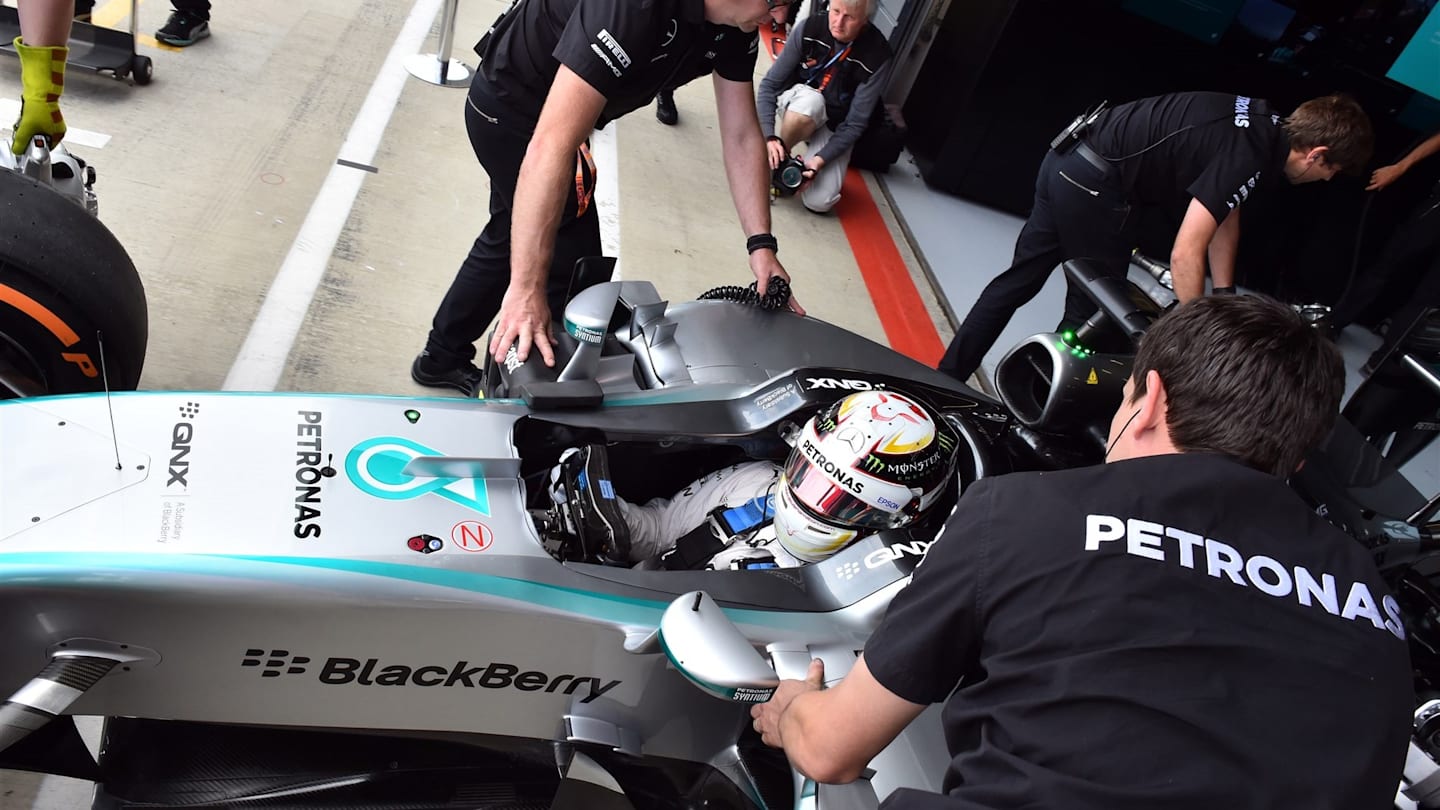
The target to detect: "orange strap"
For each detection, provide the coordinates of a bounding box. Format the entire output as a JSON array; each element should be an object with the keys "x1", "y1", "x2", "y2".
[
  {"x1": 574, "y1": 141, "x2": 596, "y2": 217},
  {"x1": 817, "y1": 44, "x2": 851, "y2": 91}
]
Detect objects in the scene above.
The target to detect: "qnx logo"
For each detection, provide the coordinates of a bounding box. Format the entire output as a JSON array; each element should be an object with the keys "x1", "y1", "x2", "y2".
[
  {"x1": 242, "y1": 649, "x2": 310, "y2": 678},
  {"x1": 166, "y1": 402, "x2": 201, "y2": 490}
]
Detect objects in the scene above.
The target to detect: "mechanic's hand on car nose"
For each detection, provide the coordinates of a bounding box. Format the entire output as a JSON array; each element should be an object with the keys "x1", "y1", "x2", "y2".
[
  {"x1": 490, "y1": 285, "x2": 555, "y2": 367},
  {"x1": 751, "y1": 251, "x2": 805, "y2": 316},
  {"x1": 750, "y1": 658, "x2": 825, "y2": 749}
]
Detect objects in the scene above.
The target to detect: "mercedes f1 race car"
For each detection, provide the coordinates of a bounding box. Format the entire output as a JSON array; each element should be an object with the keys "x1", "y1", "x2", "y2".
[
  {"x1": 0, "y1": 162, "x2": 1144, "y2": 809},
  {"x1": 6, "y1": 153, "x2": 1436, "y2": 809}
]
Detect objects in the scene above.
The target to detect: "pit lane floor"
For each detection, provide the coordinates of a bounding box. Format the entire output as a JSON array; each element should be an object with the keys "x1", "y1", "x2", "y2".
[{"x1": 0, "y1": 0, "x2": 947, "y2": 805}]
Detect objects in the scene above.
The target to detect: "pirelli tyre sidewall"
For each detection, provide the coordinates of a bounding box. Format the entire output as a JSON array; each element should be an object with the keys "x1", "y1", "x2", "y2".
[{"x1": 0, "y1": 167, "x2": 147, "y2": 396}]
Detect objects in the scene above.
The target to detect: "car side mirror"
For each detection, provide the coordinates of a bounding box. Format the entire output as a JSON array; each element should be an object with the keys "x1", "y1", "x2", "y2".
[{"x1": 657, "y1": 591, "x2": 779, "y2": 703}]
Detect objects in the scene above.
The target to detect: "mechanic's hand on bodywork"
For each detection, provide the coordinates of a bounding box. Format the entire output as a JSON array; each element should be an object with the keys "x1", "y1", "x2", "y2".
[
  {"x1": 750, "y1": 250, "x2": 805, "y2": 315},
  {"x1": 751, "y1": 658, "x2": 824, "y2": 748},
  {"x1": 489, "y1": 284, "x2": 555, "y2": 367}
]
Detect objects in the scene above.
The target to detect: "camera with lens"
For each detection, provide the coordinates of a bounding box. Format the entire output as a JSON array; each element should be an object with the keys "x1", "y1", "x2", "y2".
[{"x1": 771, "y1": 155, "x2": 807, "y2": 197}]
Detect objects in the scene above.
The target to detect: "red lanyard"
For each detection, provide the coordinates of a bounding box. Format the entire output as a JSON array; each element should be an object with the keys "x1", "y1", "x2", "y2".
[
  {"x1": 574, "y1": 141, "x2": 596, "y2": 218},
  {"x1": 816, "y1": 43, "x2": 851, "y2": 91}
]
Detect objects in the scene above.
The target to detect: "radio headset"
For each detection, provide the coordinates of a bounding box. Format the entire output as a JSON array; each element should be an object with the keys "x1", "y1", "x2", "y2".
[{"x1": 1050, "y1": 99, "x2": 1109, "y2": 154}]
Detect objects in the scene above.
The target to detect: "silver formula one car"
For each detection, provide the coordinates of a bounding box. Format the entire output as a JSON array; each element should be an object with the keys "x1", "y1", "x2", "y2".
[{"x1": 0, "y1": 161, "x2": 1140, "y2": 809}]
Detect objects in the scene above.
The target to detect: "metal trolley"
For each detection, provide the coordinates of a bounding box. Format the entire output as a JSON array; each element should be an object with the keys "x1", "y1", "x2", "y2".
[{"x1": 0, "y1": 3, "x2": 153, "y2": 86}]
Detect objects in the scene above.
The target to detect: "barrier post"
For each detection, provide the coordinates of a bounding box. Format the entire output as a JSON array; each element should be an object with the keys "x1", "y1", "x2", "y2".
[{"x1": 405, "y1": 0, "x2": 473, "y2": 87}]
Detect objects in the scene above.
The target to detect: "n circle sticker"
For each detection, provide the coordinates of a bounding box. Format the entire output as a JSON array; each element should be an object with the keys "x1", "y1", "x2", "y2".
[{"x1": 452, "y1": 521, "x2": 494, "y2": 552}]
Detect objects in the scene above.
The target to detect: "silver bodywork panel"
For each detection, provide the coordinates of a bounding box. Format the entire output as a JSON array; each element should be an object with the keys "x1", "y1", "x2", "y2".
[{"x1": 0, "y1": 286, "x2": 1000, "y2": 801}]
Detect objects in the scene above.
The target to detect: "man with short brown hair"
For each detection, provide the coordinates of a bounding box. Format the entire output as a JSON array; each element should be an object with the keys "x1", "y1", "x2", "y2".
[{"x1": 756, "y1": 294, "x2": 1412, "y2": 809}]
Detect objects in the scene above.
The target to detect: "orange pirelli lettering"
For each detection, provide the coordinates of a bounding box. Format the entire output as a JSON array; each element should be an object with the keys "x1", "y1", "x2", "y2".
[
  {"x1": 61, "y1": 352, "x2": 98, "y2": 378},
  {"x1": 0, "y1": 283, "x2": 82, "y2": 345}
]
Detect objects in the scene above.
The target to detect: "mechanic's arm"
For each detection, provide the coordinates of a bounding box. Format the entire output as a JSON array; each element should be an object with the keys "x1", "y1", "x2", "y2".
[
  {"x1": 17, "y1": 0, "x2": 70, "y2": 45},
  {"x1": 753, "y1": 656, "x2": 926, "y2": 783},
  {"x1": 1170, "y1": 197, "x2": 1222, "y2": 303},
  {"x1": 1206, "y1": 205, "x2": 1240, "y2": 291},
  {"x1": 1368, "y1": 130, "x2": 1440, "y2": 192},
  {"x1": 492, "y1": 66, "x2": 607, "y2": 367},
  {"x1": 12, "y1": 0, "x2": 73, "y2": 155},
  {"x1": 713, "y1": 73, "x2": 806, "y2": 315}
]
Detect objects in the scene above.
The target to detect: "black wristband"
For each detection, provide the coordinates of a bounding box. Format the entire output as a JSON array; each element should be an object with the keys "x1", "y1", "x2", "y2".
[
  {"x1": 766, "y1": 135, "x2": 785, "y2": 150},
  {"x1": 1212, "y1": 286, "x2": 1237, "y2": 295},
  {"x1": 746, "y1": 233, "x2": 779, "y2": 254}
]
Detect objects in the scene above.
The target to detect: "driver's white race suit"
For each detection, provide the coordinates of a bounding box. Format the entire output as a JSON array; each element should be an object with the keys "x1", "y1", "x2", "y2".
[{"x1": 619, "y1": 461, "x2": 803, "y2": 569}]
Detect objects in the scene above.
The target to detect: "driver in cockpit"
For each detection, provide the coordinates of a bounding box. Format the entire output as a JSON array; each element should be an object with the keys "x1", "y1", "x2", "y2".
[{"x1": 549, "y1": 390, "x2": 960, "y2": 570}]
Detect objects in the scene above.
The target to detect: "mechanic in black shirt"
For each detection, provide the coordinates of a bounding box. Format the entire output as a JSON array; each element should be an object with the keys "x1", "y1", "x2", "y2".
[
  {"x1": 937, "y1": 92, "x2": 1373, "y2": 385},
  {"x1": 754, "y1": 294, "x2": 1413, "y2": 808},
  {"x1": 412, "y1": 0, "x2": 805, "y2": 396}
]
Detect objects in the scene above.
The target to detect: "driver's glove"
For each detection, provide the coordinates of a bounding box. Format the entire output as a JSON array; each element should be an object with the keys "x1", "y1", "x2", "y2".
[{"x1": 12, "y1": 37, "x2": 68, "y2": 155}]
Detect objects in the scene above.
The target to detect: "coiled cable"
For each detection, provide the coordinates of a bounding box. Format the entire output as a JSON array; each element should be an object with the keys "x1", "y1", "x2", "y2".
[{"x1": 698, "y1": 277, "x2": 792, "y2": 310}]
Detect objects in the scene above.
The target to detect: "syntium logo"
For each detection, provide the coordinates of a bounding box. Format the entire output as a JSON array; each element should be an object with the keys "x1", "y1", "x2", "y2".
[
  {"x1": 244, "y1": 651, "x2": 622, "y2": 704},
  {"x1": 167, "y1": 402, "x2": 201, "y2": 489}
]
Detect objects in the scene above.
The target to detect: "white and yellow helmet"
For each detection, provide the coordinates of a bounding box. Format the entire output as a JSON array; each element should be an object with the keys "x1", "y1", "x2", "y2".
[{"x1": 774, "y1": 390, "x2": 958, "y2": 562}]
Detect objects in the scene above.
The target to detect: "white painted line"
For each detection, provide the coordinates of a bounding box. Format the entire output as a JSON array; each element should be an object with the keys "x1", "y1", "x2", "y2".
[
  {"x1": 591, "y1": 124, "x2": 622, "y2": 279},
  {"x1": 222, "y1": 0, "x2": 444, "y2": 392},
  {"x1": 0, "y1": 98, "x2": 112, "y2": 148}
]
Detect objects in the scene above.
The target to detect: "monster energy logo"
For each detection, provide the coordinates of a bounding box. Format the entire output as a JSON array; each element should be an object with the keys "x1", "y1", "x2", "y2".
[{"x1": 862, "y1": 452, "x2": 940, "y2": 478}]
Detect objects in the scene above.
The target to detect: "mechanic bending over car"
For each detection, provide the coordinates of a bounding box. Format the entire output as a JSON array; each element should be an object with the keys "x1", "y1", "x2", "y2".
[
  {"x1": 12, "y1": 0, "x2": 74, "y2": 155},
  {"x1": 755, "y1": 295, "x2": 1414, "y2": 809},
  {"x1": 549, "y1": 390, "x2": 958, "y2": 570},
  {"x1": 937, "y1": 92, "x2": 1374, "y2": 386},
  {"x1": 411, "y1": 0, "x2": 806, "y2": 398}
]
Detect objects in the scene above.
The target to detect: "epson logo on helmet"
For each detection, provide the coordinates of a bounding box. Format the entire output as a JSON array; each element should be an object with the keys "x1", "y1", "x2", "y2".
[{"x1": 801, "y1": 439, "x2": 864, "y2": 495}]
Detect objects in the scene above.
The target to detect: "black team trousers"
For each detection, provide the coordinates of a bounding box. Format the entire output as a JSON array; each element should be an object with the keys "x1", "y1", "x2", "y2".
[
  {"x1": 937, "y1": 146, "x2": 1137, "y2": 384},
  {"x1": 422, "y1": 81, "x2": 604, "y2": 371}
]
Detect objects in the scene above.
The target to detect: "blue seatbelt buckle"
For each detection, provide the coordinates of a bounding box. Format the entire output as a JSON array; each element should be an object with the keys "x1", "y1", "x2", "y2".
[{"x1": 710, "y1": 495, "x2": 775, "y2": 538}]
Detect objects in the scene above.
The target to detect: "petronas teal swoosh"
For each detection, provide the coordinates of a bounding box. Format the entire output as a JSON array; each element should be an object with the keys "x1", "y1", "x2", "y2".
[{"x1": 0, "y1": 552, "x2": 817, "y2": 629}]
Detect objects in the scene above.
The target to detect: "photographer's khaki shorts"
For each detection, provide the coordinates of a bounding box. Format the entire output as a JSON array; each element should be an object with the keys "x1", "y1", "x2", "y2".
[{"x1": 774, "y1": 84, "x2": 849, "y2": 213}]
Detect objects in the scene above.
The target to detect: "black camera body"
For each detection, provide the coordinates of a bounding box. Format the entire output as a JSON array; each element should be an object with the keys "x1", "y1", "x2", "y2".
[{"x1": 771, "y1": 156, "x2": 806, "y2": 197}]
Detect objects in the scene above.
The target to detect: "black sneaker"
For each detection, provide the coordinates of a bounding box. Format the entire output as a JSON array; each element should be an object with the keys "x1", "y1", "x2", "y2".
[
  {"x1": 655, "y1": 90, "x2": 678, "y2": 126},
  {"x1": 561, "y1": 444, "x2": 631, "y2": 564},
  {"x1": 156, "y1": 11, "x2": 210, "y2": 46},
  {"x1": 410, "y1": 353, "x2": 484, "y2": 397}
]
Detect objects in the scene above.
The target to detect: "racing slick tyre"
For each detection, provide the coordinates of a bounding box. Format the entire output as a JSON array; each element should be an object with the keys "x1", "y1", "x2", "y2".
[{"x1": 0, "y1": 167, "x2": 147, "y2": 398}]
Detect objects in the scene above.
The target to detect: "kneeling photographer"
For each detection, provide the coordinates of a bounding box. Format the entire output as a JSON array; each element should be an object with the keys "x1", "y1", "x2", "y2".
[{"x1": 757, "y1": 0, "x2": 892, "y2": 213}]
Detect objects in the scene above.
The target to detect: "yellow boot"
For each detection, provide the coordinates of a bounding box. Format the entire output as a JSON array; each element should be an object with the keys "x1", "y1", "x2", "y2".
[{"x1": 11, "y1": 36, "x2": 68, "y2": 155}]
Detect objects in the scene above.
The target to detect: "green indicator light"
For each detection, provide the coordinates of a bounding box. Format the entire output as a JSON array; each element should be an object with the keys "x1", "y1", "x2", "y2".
[{"x1": 404, "y1": 409, "x2": 421, "y2": 424}]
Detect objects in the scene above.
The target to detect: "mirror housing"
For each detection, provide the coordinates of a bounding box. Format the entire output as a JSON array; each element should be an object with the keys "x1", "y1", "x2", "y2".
[{"x1": 657, "y1": 591, "x2": 779, "y2": 703}]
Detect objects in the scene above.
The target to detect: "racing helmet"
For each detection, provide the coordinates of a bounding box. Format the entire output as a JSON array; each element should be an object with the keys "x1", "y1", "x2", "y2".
[{"x1": 774, "y1": 390, "x2": 958, "y2": 562}]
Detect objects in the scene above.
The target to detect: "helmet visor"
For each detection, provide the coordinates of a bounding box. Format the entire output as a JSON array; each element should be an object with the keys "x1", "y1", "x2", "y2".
[{"x1": 782, "y1": 449, "x2": 907, "y2": 530}]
